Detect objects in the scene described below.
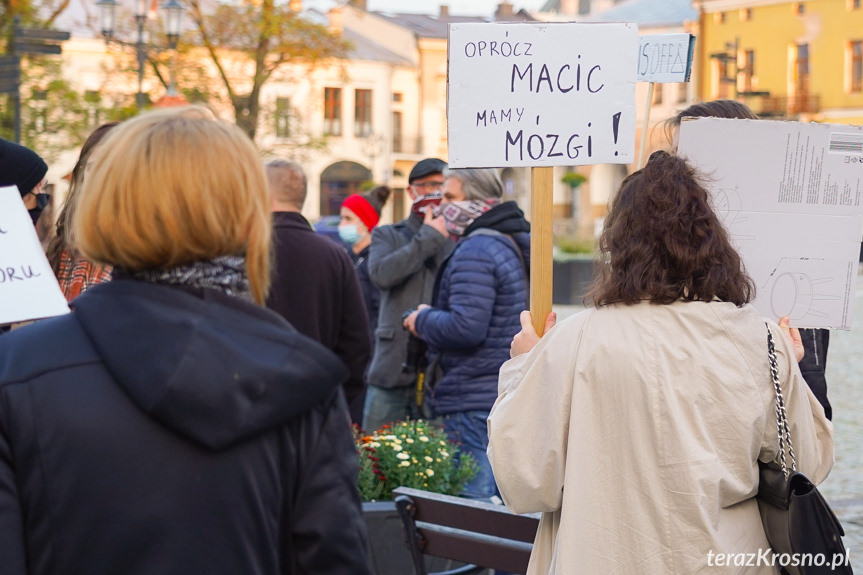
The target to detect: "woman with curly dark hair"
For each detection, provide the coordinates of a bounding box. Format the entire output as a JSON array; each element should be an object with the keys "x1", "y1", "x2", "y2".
[{"x1": 486, "y1": 151, "x2": 833, "y2": 575}]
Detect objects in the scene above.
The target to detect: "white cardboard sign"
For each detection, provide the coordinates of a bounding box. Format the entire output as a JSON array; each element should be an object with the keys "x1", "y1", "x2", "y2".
[
  {"x1": 447, "y1": 22, "x2": 638, "y2": 168},
  {"x1": 637, "y1": 33, "x2": 695, "y2": 83},
  {"x1": 0, "y1": 186, "x2": 69, "y2": 326},
  {"x1": 678, "y1": 118, "x2": 863, "y2": 330}
]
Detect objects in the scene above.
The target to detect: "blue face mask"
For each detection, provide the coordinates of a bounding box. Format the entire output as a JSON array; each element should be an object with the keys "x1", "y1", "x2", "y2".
[{"x1": 338, "y1": 224, "x2": 361, "y2": 245}]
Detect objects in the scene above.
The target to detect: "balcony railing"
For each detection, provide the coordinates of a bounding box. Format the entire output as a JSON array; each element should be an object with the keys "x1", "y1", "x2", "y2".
[
  {"x1": 392, "y1": 134, "x2": 424, "y2": 155},
  {"x1": 747, "y1": 94, "x2": 821, "y2": 118}
]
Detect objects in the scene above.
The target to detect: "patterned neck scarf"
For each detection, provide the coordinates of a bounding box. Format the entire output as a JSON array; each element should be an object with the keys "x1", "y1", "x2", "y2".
[
  {"x1": 438, "y1": 199, "x2": 501, "y2": 237},
  {"x1": 120, "y1": 255, "x2": 251, "y2": 300}
]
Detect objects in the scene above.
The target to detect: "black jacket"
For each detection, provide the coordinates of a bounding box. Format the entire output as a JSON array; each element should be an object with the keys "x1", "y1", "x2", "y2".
[
  {"x1": 352, "y1": 245, "x2": 379, "y2": 344},
  {"x1": 266, "y1": 211, "x2": 371, "y2": 423},
  {"x1": 798, "y1": 328, "x2": 832, "y2": 420},
  {"x1": 0, "y1": 280, "x2": 372, "y2": 575}
]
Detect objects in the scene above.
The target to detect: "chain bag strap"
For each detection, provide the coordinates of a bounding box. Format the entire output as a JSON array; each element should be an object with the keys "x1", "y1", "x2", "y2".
[{"x1": 767, "y1": 325, "x2": 797, "y2": 477}]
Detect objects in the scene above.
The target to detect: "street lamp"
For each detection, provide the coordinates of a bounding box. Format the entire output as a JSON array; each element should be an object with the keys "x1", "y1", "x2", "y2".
[
  {"x1": 162, "y1": 0, "x2": 183, "y2": 49},
  {"x1": 96, "y1": 0, "x2": 184, "y2": 110}
]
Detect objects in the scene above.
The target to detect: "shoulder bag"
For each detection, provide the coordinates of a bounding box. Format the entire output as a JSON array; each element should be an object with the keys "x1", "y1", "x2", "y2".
[{"x1": 756, "y1": 323, "x2": 852, "y2": 575}]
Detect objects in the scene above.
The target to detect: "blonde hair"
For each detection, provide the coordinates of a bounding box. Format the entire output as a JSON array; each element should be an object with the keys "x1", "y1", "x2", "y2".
[{"x1": 74, "y1": 106, "x2": 272, "y2": 304}]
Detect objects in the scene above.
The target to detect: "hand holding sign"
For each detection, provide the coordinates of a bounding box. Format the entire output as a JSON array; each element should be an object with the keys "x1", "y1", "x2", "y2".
[{"x1": 0, "y1": 186, "x2": 69, "y2": 326}]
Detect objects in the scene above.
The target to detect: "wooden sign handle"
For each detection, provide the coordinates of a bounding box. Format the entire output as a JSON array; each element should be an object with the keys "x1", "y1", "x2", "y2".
[
  {"x1": 637, "y1": 82, "x2": 654, "y2": 169},
  {"x1": 530, "y1": 166, "x2": 554, "y2": 336}
]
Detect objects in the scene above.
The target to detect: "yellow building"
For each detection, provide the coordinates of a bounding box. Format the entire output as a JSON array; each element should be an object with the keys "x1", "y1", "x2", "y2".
[{"x1": 695, "y1": 0, "x2": 863, "y2": 125}]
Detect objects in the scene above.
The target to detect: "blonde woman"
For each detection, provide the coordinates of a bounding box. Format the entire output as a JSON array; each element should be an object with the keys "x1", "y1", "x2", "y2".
[{"x1": 0, "y1": 108, "x2": 372, "y2": 575}]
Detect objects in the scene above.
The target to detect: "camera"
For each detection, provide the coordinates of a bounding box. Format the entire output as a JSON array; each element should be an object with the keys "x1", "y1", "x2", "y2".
[{"x1": 401, "y1": 309, "x2": 428, "y2": 374}]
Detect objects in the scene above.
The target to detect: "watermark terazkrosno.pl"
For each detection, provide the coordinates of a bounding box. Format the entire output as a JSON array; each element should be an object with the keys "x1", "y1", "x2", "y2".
[{"x1": 707, "y1": 549, "x2": 852, "y2": 570}]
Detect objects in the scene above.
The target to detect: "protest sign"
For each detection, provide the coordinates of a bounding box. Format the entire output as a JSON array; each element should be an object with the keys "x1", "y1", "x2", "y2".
[
  {"x1": 678, "y1": 118, "x2": 863, "y2": 330},
  {"x1": 635, "y1": 33, "x2": 696, "y2": 167},
  {"x1": 637, "y1": 34, "x2": 695, "y2": 83},
  {"x1": 0, "y1": 185, "x2": 69, "y2": 326},
  {"x1": 447, "y1": 22, "x2": 638, "y2": 168}
]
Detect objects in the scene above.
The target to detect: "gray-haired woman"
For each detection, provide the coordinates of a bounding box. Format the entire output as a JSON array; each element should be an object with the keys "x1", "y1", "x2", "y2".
[{"x1": 403, "y1": 168, "x2": 531, "y2": 500}]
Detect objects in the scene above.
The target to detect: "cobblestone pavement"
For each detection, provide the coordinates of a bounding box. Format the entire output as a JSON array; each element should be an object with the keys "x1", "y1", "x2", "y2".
[
  {"x1": 554, "y1": 271, "x2": 863, "y2": 557},
  {"x1": 817, "y1": 274, "x2": 863, "y2": 555}
]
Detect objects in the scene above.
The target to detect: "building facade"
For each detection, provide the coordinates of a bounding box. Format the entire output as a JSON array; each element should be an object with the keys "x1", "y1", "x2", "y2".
[{"x1": 695, "y1": 0, "x2": 863, "y2": 125}]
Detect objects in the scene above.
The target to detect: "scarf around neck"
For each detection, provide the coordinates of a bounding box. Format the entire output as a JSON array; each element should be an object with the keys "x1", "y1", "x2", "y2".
[
  {"x1": 121, "y1": 255, "x2": 251, "y2": 300},
  {"x1": 439, "y1": 198, "x2": 502, "y2": 237}
]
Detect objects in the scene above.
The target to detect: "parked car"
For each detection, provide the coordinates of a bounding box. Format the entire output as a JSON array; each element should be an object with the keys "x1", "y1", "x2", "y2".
[{"x1": 313, "y1": 215, "x2": 350, "y2": 251}]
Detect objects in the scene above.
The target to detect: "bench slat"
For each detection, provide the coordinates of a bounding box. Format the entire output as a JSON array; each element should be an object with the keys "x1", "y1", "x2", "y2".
[
  {"x1": 418, "y1": 523, "x2": 533, "y2": 574},
  {"x1": 393, "y1": 487, "x2": 539, "y2": 542}
]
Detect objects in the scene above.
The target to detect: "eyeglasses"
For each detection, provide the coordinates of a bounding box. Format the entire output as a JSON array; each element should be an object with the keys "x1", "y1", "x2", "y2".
[{"x1": 412, "y1": 181, "x2": 444, "y2": 190}]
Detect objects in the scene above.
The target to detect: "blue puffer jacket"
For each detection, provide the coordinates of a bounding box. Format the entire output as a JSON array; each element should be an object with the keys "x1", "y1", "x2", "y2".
[{"x1": 414, "y1": 201, "x2": 530, "y2": 415}]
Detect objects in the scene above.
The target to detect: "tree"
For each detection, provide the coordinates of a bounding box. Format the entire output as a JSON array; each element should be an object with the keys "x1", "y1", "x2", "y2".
[
  {"x1": 0, "y1": 0, "x2": 120, "y2": 157},
  {"x1": 1, "y1": 0, "x2": 69, "y2": 50},
  {"x1": 187, "y1": 0, "x2": 349, "y2": 140}
]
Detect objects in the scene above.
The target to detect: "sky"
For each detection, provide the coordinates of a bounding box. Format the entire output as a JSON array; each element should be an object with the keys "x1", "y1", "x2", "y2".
[{"x1": 305, "y1": 1, "x2": 551, "y2": 17}]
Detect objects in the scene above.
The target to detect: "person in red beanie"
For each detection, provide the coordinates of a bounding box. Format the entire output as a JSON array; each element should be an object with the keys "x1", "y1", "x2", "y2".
[{"x1": 340, "y1": 186, "x2": 390, "y2": 343}]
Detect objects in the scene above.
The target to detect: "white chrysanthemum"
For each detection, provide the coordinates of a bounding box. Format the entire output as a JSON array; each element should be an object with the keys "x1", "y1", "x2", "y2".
[
  {"x1": 399, "y1": 461, "x2": 410, "y2": 467},
  {"x1": 425, "y1": 469, "x2": 434, "y2": 476},
  {"x1": 424, "y1": 456, "x2": 433, "y2": 462},
  {"x1": 397, "y1": 452, "x2": 409, "y2": 460},
  {"x1": 392, "y1": 444, "x2": 403, "y2": 452}
]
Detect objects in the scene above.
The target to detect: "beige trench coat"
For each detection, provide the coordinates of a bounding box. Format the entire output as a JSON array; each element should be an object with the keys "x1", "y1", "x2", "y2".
[{"x1": 487, "y1": 301, "x2": 833, "y2": 575}]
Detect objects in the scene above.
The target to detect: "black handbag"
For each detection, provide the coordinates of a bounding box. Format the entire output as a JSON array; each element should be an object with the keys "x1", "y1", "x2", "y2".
[{"x1": 756, "y1": 324, "x2": 852, "y2": 575}]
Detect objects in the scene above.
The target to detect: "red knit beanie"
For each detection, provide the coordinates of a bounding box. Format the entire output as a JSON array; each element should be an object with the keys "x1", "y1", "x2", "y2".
[{"x1": 342, "y1": 194, "x2": 380, "y2": 230}]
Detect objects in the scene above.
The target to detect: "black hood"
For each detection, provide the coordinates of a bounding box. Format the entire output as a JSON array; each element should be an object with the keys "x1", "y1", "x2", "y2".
[
  {"x1": 464, "y1": 201, "x2": 531, "y2": 236},
  {"x1": 73, "y1": 280, "x2": 348, "y2": 450}
]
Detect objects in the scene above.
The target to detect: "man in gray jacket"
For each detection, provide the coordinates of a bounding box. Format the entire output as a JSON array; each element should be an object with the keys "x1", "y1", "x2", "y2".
[{"x1": 363, "y1": 158, "x2": 453, "y2": 431}]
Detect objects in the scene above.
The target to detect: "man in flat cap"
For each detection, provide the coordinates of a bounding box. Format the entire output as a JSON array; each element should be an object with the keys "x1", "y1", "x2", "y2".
[
  {"x1": 0, "y1": 138, "x2": 49, "y2": 226},
  {"x1": 363, "y1": 158, "x2": 454, "y2": 431}
]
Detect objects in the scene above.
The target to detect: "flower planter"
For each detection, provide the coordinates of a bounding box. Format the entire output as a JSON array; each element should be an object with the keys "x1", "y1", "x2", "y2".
[
  {"x1": 363, "y1": 501, "x2": 412, "y2": 575},
  {"x1": 362, "y1": 501, "x2": 474, "y2": 575},
  {"x1": 552, "y1": 256, "x2": 596, "y2": 305}
]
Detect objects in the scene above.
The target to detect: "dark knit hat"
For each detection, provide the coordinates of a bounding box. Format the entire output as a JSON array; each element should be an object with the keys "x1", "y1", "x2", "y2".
[
  {"x1": 0, "y1": 138, "x2": 48, "y2": 196},
  {"x1": 408, "y1": 158, "x2": 446, "y2": 184}
]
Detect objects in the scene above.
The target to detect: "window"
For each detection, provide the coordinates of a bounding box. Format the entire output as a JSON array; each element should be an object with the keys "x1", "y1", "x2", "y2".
[
  {"x1": 32, "y1": 89, "x2": 47, "y2": 132},
  {"x1": 392, "y1": 92, "x2": 403, "y2": 103},
  {"x1": 739, "y1": 50, "x2": 755, "y2": 93},
  {"x1": 354, "y1": 89, "x2": 372, "y2": 137},
  {"x1": 677, "y1": 82, "x2": 688, "y2": 104},
  {"x1": 651, "y1": 84, "x2": 663, "y2": 106},
  {"x1": 794, "y1": 2, "x2": 805, "y2": 15},
  {"x1": 849, "y1": 40, "x2": 863, "y2": 92},
  {"x1": 740, "y1": 8, "x2": 752, "y2": 21},
  {"x1": 849, "y1": 0, "x2": 861, "y2": 10},
  {"x1": 392, "y1": 110, "x2": 403, "y2": 153},
  {"x1": 275, "y1": 97, "x2": 290, "y2": 138},
  {"x1": 324, "y1": 87, "x2": 342, "y2": 136},
  {"x1": 712, "y1": 58, "x2": 729, "y2": 98},
  {"x1": 793, "y1": 43, "x2": 810, "y2": 96},
  {"x1": 84, "y1": 90, "x2": 101, "y2": 128},
  {"x1": 714, "y1": 11, "x2": 726, "y2": 24}
]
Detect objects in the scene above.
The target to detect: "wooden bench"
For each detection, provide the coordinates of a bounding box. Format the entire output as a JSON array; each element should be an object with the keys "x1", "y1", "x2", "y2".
[{"x1": 393, "y1": 487, "x2": 541, "y2": 575}]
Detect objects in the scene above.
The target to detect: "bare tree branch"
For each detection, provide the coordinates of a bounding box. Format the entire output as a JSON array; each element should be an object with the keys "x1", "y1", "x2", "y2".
[{"x1": 188, "y1": 0, "x2": 235, "y2": 102}]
